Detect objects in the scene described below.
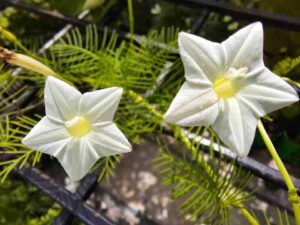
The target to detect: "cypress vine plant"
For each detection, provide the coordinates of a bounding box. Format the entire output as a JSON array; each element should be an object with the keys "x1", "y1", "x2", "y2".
[{"x1": 0, "y1": 1, "x2": 300, "y2": 224}]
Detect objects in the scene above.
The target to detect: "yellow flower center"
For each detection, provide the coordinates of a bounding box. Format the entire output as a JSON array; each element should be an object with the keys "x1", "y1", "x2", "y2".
[
  {"x1": 213, "y1": 67, "x2": 247, "y2": 99},
  {"x1": 213, "y1": 76, "x2": 238, "y2": 99},
  {"x1": 65, "y1": 116, "x2": 90, "y2": 137}
]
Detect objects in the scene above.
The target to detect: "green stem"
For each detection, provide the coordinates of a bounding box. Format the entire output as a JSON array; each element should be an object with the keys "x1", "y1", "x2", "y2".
[
  {"x1": 240, "y1": 208, "x2": 259, "y2": 225},
  {"x1": 257, "y1": 119, "x2": 300, "y2": 225},
  {"x1": 127, "y1": 0, "x2": 134, "y2": 40}
]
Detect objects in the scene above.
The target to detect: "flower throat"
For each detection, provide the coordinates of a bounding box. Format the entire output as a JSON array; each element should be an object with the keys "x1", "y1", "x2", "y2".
[
  {"x1": 65, "y1": 116, "x2": 90, "y2": 137},
  {"x1": 213, "y1": 67, "x2": 247, "y2": 99}
]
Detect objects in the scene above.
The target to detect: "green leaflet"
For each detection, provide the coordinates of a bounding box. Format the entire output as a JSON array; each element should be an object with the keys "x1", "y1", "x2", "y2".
[{"x1": 273, "y1": 56, "x2": 300, "y2": 76}]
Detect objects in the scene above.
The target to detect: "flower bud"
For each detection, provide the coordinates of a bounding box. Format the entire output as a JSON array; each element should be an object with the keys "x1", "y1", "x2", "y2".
[
  {"x1": 0, "y1": 27, "x2": 17, "y2": 43},
  {"x1": 0, "y1": 47, "x2": 56, "y2": 77}
]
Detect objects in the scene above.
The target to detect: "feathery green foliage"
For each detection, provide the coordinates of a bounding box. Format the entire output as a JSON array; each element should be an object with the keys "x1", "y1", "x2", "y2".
[
  {"x1": 0, "y1": 115, "x2": 41, "y2": 182},
  {"x1": 273, "y1": 56, "x2": 300, "y2": 76},
  {"x1": 155, "y1": 129, "x2": 254, "y2": 225},
  {"x1": 0, "y1": 66, "x2": 34, "y2": 117},
  {"x1": 93, "y1": 155, "x2": 121, "y2": 182}
]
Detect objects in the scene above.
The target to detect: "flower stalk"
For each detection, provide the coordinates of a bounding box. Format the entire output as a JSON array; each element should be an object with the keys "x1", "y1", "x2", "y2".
[
  {"x1": 127, "y1": 0, "x2": 134, "y2": 40},
  {"x1": 257, "y1": 119, "x2": 300, "y2": 225},
  {"x1": 240, "y1": 207, "x2": 259, "y2": 225}
]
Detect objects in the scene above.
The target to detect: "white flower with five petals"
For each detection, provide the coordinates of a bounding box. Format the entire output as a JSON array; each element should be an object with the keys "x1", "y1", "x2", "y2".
[
  {"x1": 22, "y1": 76, "x2": 131, "y2": 181},
  {"x1": 164, "y1": 22, "x2": 299, "y2": 157}
]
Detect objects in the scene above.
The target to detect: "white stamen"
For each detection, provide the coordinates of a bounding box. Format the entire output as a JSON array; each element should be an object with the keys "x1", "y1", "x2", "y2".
[
  {"x1": 225, "y1": 67, "x2": 248, "y2": 80},
  {"x1": 65, "y1": 116, "x2": 81, "y2": 128}
]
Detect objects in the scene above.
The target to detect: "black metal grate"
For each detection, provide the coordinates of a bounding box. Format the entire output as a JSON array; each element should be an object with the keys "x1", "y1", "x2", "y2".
[{"x1": 1, "y1": 0, "x2": 300, "y2": 224}]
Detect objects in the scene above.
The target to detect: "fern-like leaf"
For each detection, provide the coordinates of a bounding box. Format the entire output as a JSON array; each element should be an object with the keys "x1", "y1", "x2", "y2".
[
  {"x1": 273, "y1": 56, "x2": 300, "y2": 76},
  {"x1": 0, "y1": 115, "x2": 41, "y2": 182},
  {"x1": 155, "y1": 133, "x2": 254, "y2": 225}
]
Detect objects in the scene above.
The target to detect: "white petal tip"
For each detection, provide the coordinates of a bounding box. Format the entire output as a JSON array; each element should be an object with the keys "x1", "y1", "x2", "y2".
[
  {"x1": 231, "y1": 146, "x2": 251, "y2": 158},
  {"x1": 64, "y1": 168, "x2": 88, "y2": 182},
  {"x1": 163, "y1": 115, "x2": 184, "y2": 127},
  {"x1": 163, "y1": 110, "x2": 188, "y2": 126},
  {"x1": 236, "y1": 151, "x2": 248, "y2": 158},
  {"x1": 163, "y1": 113, "x2": 173, "y2": 124},
  {"x1": 292, "y1": 92, "x2": 299, "y2": 101},
  {"x1": 125, "y1": 146, "x2": 132, "y2": 153},
  {"x1": 285, "y1": 86, "x2": 299, "y2": 104},
  {"x1": 251, "y1": 21, "x2": 262, "y2": 27},
  {"x1": 68, "y1": 175, "x2": 83, "y2": 182},
  {"x1": 46, "y1": 76, "x2": 63, "y2": 89},
  {"x1": 122, "y1": 141, "x2": 132, "y2": 153},
  {"x1": 107, "y1": 87, "x2": 123, "y2": 98},
  {"x1": 114, "y1": 87, "x2": 123, "y2": 95},
  {"x1": 178, "y1": 31, "x2": 189, "y2": 38},
  {"x1": 163, "y1": 109, "x2": 190, "y2": 126},
  {"x1": 21, "y1": 133, "x2": 34, "y2": 149},
  {"x1": 46, "y1": 75, "x2": 58, "y2": 83},
  {"x1": 46, "y1": 75, "x2": 73, "y2": 88},
  {"x1": 245, "y1": 22, "x2": 263, "y2": 33},
  {"x1": 21, "y1": 137, "x2": 28, "y2": 147},
  {"x1": 178, "y1": 32, "x2": 194, "y2": 43}
]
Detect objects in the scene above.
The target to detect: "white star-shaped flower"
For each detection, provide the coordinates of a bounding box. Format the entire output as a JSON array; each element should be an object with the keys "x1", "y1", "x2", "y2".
[
  {"x1": 22, "y1": 76, "x2": 131, "y2": 181},
  {"x1": 164, "y1": 22, "x2": 299, "y2": 157}
]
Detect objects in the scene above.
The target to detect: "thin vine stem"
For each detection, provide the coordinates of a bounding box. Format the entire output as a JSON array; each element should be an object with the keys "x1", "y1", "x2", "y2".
[
  {"x1": 127, "y1": 0, "x2": 134, "y2": 40},
  {"x1": 240, "y1": 208, "x2": 259, "y2": 225},
  {"x1": 258, "y1": 119, "x2": 300, "y2": 225}
]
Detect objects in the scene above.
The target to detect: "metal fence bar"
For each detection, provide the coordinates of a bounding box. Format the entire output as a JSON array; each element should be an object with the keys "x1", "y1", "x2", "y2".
[
  {"x1": 161, "y1": 0, "x2": 300, "y2": 31},
  {"x1": 0, "y1": 0, "x2": 131, "y2": 40},
  {"x1": 53, "y1": 168, "x2": 101, "y2": 225},
  {"x1": 1, "y1": 0, "x2": 90, "y2": 28},
  {"x1": 191, "y1": 11, "x2": 211, "y2": 34},
  {"x1": 178, "y1": 129, "x2": 300, "y2": 194},
  {"x1": 246, "y1": 185, "x2": 293, "y2": 215},
  {"x1": 15, "y1": 165, "x2": 113, "y2": 225},
  {"x1": 190, "y1": 0, "x2": 225, "y2": 34},
  {"x1": 98, "y1": 0, "x2": 127, "y2": 27}
]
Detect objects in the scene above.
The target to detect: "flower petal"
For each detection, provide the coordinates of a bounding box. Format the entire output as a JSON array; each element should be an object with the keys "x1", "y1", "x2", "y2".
[
  {"x1": 237, "y1": 68, "x2": 299, "y2": 117},
  {"x1": 45, "y1": 76, "x2": 82, "y2": 122},
  {"x1": 87, "y1": 122, "x2": 132, "y2": 156},
  {"x1": 56, "y1": 138, "x2": 98, "y2": 181},
  {"x1": 222, "y1": 22, "x2": 264, "y2": 71},
  {"x1": 80, "y1": 87, "x2": 123, "y2": 123},
  {"x1": 22, "y1": 117, "x2": 71, "y2": 156},
  {"x1": 212, "y1": 98, "x2": 258, "y2": 157},
  {"x1": 179, "y1": 32, "x2": 227, "y2": 84},
  {"x1": 164, "y1": 82, "x2": 219, "y2": 126}
]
